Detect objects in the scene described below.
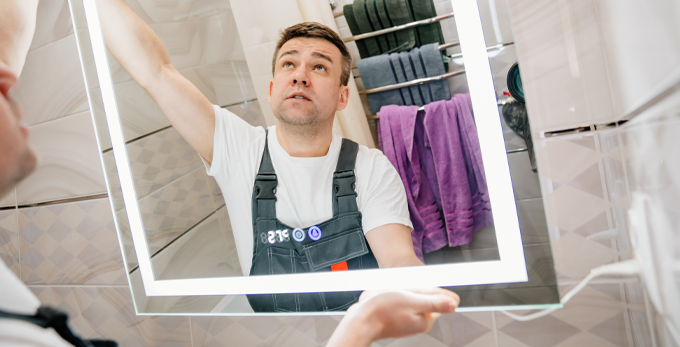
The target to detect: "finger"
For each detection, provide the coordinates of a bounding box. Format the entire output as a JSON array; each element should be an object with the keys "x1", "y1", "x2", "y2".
[
  {"x1": 403, "y1": 292, "x2": 458, "y2": 314},
  {"x1": 408, "y1": 288, "x2": 460, "y2": 309}
]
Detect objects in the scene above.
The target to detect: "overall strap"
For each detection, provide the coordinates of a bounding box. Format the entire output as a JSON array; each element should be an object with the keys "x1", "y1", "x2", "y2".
[
  {"x1": 333, "y1": 139, "x2": 360, "y2": 216},
  {"x1": 0, "y1": 306, "x2": 117, "y2": 347},
  {"x1": 253, "y1": 130, "x2": 277, "y2": 220}
]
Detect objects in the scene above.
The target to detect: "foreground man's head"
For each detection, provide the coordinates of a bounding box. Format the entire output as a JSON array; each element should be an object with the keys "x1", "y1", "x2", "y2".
[{"x1": 268, "y1": 22, "x2": 352, "y2": 133}]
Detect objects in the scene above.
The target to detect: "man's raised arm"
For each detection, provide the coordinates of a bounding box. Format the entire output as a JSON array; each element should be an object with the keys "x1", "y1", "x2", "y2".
[
  {"x1": 97, "y1": 0, "x2": 216, "y2": 163},
  {"x1": 0, "y1": 0, "x2": 39, "y2": 77}
]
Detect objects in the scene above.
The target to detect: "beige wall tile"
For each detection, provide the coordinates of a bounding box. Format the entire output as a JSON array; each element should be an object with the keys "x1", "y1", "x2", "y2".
[
  {"x1": 209, "y1": 60, "x2": 258, "y2": 107},
  {"x1": 11, "y1": 34, "x2": 89, "y2": 126},
  {"x1": 155, "y1": 0, "x2": 194, "y2": 22},
  {"x1": 180, "y1": 65, "x2": 219, "y2": 104},
  {"x1": 0, "y1": 189, "x2": 16, "y2": 209},
  {"x1": 0, "y1": 210, "x2": 20, "y2": 276},
  {"x1": 18, "y1": 198, "x2": 126, "y2": 285},
  {"x1": 29, "y1": 0, "x2": 74, "y2": 51},
  {"x1": 16, "y1": 111, "x2": 106, "y2": 204},
  {"x1": 74, "y1": 286, "x2": 192, "y2": 346},
  {"x1": 114, "y1": 79, "x2": 172, "y2": 141},
  {"x1": 138, "y1": 167, "x2": 216, "y2": 255},
  {"x1": 160, "y1": 21, "x2": 207, "y2": 70},
  {"x1": 150, "y1": 207, "x2": 240, "y2": 281},
  {"x1": 196, "y1": 10, "x2": 243, "y2": 64}
]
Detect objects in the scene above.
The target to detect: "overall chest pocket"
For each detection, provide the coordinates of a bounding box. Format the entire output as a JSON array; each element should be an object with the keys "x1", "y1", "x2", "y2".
[{"x1": 266, "y1": 247, "x2": 324, "y2": 312}]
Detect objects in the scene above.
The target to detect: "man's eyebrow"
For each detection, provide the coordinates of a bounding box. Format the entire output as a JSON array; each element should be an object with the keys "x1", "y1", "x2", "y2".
[
  {"x1": 278, "y1": 49, "x2": 299, "y2": 60},
  {"x1": 311, "y1": 51, "x2": 333, "y2": 64}
]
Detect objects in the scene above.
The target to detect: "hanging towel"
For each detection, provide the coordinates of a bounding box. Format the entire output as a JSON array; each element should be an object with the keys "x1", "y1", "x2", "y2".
[
  {"x1": 373, "y1": 0, "x2": 400, "y2": 52},
  {"x1": 352, "y1": 0, "x2": 384, "y2": 57},
  {"x1": 398, "y1": 51, "x2": 424, "y2": 105},
  {"x1": 365, "y1": 0, "x2": 391, "y2": 53},
  {"x1": 412, "y1": 43, "x2": 451, "y2": 104},
  {"x1": 378, "y1": 105, "x2": 445, "y2": 260},
  {"x1": 408, "y1": 0, "x2": 445, "y2": 47},
  {"x1": 358, "y1": 43, "x2": 450, "y2": 114},
  {"x1": 382, "y1": 0, "x2": 417, "y2": 53},
  {"x1": 452, "y1": 94, "x2": 493, "y2": 231},
  {"x1": 357, "y1": 53, "x2": 406, "y2": 114},
  {"x1": 423, "y1": 94, "x2": 492, "y2": 247},
  {"x1": 389, "y1": 52, "x2": 415, "y2": 105},
  {"x1": 343, "y1": 4, "x2": 370, "y2": 59}
]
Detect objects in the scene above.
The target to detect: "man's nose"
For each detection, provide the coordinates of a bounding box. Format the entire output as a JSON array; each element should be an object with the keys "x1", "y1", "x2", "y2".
[{"x1": 292, "y1": 66, "x2": 309, "y2": 86}]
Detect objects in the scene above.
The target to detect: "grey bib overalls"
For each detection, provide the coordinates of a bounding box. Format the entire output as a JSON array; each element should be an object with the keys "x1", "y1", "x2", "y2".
[{"x1": 246, "y1": 132, "x2": 379, "y2": 312}]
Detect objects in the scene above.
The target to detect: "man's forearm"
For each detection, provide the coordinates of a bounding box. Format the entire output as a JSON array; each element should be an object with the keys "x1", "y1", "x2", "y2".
[
  {"x1": 96, "y1": 0, "x2": 174, "y2": 88},
  {"x1": 0, "y1": 0, "x2": 39, "y2": 77}
]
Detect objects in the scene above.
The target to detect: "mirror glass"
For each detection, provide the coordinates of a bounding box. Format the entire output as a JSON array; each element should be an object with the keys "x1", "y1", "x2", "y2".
[{"x1": 68, "y1": 0, "x2": 559, "y2": 314}]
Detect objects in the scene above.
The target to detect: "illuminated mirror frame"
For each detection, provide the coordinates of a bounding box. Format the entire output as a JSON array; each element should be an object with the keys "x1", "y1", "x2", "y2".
[{"x1": 83, "y1": 0, "x2": 528, "y2": 297}]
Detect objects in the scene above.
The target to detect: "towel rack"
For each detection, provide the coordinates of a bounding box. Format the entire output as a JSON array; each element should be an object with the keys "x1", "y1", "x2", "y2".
[
  {"x1": 352, "y1": 41, "x2": 513, "y2": 72},
  {"x1": 359, "y1": 69, "x2": 466, "y2": 95},
  {"x1": 365, "y1": 99, "x2": 509, "y2": 120},
  {"x1": 343, "y1": 12, "x2": 454, "y2": 42},
  {"x1": 352, "y1": 41, "x2": 460, "y2": 70}
]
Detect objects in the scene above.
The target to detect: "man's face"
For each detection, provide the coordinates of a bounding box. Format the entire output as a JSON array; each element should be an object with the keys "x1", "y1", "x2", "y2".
[
  {"x1": 0, "y1": 65, "x2": 37, "y2": 198},
  {"x1": 269, "y1": 37, "x2": 349, "y2": 129}
]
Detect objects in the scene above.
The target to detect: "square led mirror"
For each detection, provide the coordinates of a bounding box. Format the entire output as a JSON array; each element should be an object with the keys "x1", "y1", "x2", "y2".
[{"x1": 69, "y1": 0, "x2": 559, "y2": 315}]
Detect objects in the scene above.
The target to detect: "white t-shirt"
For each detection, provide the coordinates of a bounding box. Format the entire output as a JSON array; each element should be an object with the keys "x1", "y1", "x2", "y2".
[
  {"x1": 205, "y1": 105, "x2": 412, "y2": 275},
  {"x1": 0, "y1": 261, "x2": 72, "y2": 347}
]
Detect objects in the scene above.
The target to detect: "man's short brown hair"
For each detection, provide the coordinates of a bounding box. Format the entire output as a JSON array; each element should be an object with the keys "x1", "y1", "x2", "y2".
[{"x1": 272, "y1": 22, "x2": 352, "y2": 86}]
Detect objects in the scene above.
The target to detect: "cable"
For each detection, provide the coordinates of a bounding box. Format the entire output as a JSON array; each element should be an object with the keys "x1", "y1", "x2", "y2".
[{"x1": 500, "y1": 259, "x2": 641, "y2": 321}]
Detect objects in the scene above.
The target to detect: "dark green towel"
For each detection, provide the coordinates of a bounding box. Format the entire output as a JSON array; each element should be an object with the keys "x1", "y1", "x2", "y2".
[
  {"x1": 365, "y1": 0, "x2": 392, "y2": 53},
  {"x1": 383, "y1": 0, "x2": 417, "y2": 53},
  {"x1": 343, "y1": 4, "x2": 370, "y2": 59},
  {"x1": 408, "y1": 0, "x2": 445, "y2": 47},
  {"x1": 374, "y1": 0, "x2": 399, "y2": 52},
  {"x1": 352, "y1": 0, "x2": 383, "y2": 57}
]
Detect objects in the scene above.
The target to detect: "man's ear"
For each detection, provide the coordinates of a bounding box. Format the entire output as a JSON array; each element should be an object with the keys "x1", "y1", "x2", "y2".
[
  {"x1": 268, "y1": 80, "x2": 273, "y2": 104},
  {"x1": 0, "y1": 64, "x2": 18, "y2": 98},
  {"x1": 336, "y1": 85, "x2": 350, "y2": 111}
]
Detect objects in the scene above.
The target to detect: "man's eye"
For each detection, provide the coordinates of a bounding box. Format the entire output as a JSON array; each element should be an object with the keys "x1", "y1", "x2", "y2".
[
  {"x1": 283, "y1": 62, "x2": 293, "y2": 68},
  {"x1": 315, "y1": 65, "x2": 326, "y2": 71}
]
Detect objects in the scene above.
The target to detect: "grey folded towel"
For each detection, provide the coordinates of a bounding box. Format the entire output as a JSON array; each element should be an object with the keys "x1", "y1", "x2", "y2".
[
  {"x1": 357, "y1": 53, "x2": 406, "y2": 114},
  {"x1": 398, "y1": 51, "x2": 424, "y2": 105},
  {"x1": 413, "y1": 43, "x2": 450, "y2": 103},
  {"x1": 358, "y1": 43, "x2": 450, "y2": 114}
]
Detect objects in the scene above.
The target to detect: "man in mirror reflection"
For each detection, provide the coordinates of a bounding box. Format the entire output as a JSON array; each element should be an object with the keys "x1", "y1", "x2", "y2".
[
  {"x1": 0, "y1": 0, "x2": 461, "y2": 345},
  {"x1": 98, "y1": 0, "x2": 424, "y2": 312}
]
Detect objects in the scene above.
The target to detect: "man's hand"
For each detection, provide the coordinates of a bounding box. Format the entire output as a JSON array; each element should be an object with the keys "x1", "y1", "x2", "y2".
[{"x1": 327, "y1": 288, "x2": 460, "y2": 347}]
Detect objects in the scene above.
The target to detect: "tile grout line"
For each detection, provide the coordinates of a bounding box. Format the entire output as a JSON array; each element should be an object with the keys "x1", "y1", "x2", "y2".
[
  {"x1": 26, "y1": 106, "x2": 91, "y2": 129},
  {"x1": 491, "y1": 311, "x2": 499, "y2": 347},
  {"x1": 115, "y1": 165, "x2": 205, "y2": 215},
  {"x1": 15, "y1": 193, "x2": 109, "y2": 210},
  {"x1": 188, "y1": 316, "x2": 195, "y2": 347}
]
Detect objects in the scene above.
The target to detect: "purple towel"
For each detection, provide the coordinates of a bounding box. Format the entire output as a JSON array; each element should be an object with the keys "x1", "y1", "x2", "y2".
[
  {"x1": 424, "y1": 94, "x2": 493, "y2": 247},
  {"x1": 451, "y1": 94, "x2": 493, "y2": 231},
  {"x1": 378, "y1": 94, "x2": 493, "y2": 258},
  {"x1": 378, "y1": 105, "x2": 446, "y2": 260}
]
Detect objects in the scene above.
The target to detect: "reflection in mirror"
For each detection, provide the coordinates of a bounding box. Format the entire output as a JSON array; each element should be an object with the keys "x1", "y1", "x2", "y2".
[{"x1": 70, "y1": 0, "x2": 558, "y2": 314}]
